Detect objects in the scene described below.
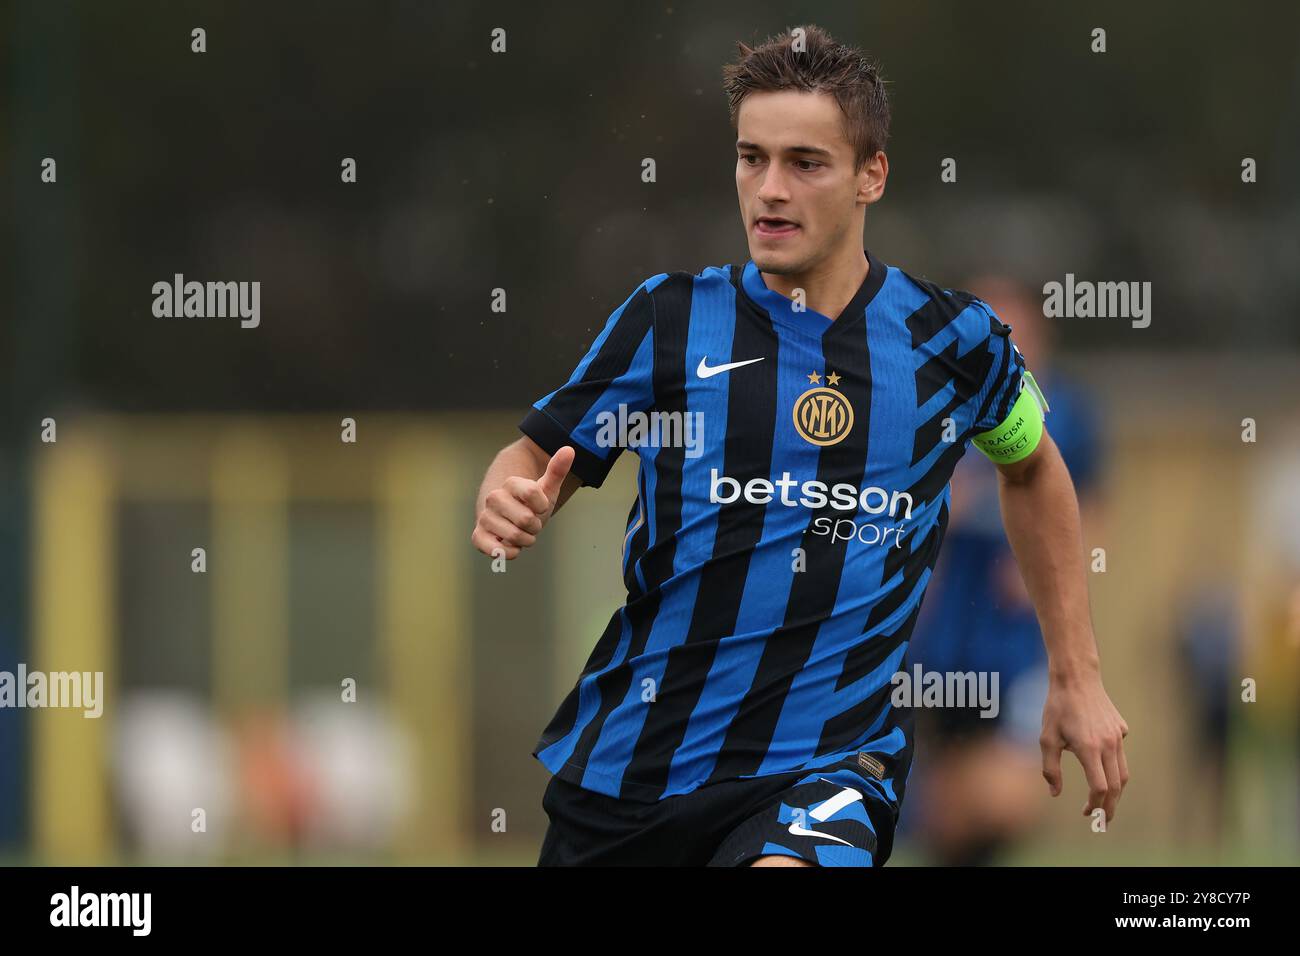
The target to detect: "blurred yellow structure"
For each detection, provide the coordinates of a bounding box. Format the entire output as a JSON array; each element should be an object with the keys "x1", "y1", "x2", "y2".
[{"x1": 31, "y1": 416, "x2": 477, "y2": 862}]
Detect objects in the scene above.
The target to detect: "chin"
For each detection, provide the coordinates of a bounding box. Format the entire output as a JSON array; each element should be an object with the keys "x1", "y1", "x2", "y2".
[
  {"x1": 748, "y1": 244, "x2": 797, "y2": 275},
  {"x1": 750, "y1": 250, "x2": 803, "y2": 276}
]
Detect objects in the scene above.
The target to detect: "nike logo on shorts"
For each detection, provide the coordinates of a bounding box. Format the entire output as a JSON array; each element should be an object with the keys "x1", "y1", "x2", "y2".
[
  {"x1": 786, "y1": 822, "x2": 854, "y2": 846},
  {"x1": 786, "y1": 784, "x2": 865, "y2": 846}
]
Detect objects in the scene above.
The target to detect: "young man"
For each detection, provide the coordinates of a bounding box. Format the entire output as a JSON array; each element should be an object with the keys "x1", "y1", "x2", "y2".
[{"x1": 472, "y1": 25, "x2": 1129, "y2": 867}]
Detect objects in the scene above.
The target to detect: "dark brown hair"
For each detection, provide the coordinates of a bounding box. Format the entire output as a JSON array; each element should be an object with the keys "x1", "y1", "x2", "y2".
[{"x1": 722, "y1": 25, "x2": 890, "y2": 171}]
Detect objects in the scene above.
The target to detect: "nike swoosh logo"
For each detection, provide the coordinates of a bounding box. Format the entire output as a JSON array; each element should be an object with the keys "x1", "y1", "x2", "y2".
[
  {"x1": 787, "y1": 823, "x2": 854, "y2": 846},
  {"x1": 696, "y1": 356, "x2": 765, "y2": 379},
  {"x1": 784, "y1": 784, "x2": 865, "y2": 846}
]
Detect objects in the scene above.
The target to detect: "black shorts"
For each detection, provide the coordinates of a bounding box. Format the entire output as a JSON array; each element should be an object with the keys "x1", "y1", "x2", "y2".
[{"x1": 538, "y1": 754, "x2": 899, "y2": 867}]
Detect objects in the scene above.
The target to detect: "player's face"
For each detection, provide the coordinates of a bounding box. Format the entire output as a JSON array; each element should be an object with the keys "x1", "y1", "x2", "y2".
[{"x1": 735, "y1": 89, "x2": 885, "y2": 275}]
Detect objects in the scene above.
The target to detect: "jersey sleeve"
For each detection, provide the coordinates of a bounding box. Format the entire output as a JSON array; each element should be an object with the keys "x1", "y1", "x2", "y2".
[
  {"x1": 968, "y1": 300, "x2": 1049, "y2": 463},
  {"x1": 518, "y1": 277, "x2": 659, "y2": 488}
]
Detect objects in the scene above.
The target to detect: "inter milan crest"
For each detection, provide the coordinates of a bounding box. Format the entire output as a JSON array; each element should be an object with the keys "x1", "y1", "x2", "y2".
[{"x1": 793, "y1": 370, "x2": 854, "y2": 446}]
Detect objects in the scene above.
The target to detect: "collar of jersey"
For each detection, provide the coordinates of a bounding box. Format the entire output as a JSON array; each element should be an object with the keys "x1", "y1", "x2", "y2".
[{"x1": 740, "y1": 247, "x2": 888, "y2": 337}]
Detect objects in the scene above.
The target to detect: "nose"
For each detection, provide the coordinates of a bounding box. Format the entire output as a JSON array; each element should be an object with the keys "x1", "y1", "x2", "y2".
[{"x1": 755, "y1": 164, "x2": 791, "y2": 205}]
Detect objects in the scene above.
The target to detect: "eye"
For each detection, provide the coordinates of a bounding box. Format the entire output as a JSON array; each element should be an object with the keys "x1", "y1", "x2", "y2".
[
  {"x1": 795, "y1": 160, "x2": 821, "y2": 171},
  {"x1": 739, "y1": 154, "x2": 762, "y2": 166}
]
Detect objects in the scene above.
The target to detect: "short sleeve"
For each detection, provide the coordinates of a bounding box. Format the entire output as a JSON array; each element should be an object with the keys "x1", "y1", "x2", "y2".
[
  {"x1": 519, "y1": 277, "x2": 659, "y2": 488},
  {"x1": 970, "y1": 300, "x2": 1029, "y2": 434},
  {"x1": 966, "y1": 299, "x2": 1051, "y2": 464}
]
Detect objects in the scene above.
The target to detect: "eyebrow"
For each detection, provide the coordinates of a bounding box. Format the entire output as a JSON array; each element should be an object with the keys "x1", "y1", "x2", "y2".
[{"x1": 736, "y1": 140, "x2": 833, "y2": 158}]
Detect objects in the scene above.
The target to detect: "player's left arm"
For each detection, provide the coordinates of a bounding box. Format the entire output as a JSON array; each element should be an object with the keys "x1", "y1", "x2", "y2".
[{"x1": 984, "y1": 411, "x2": 1130, "y2": 825}]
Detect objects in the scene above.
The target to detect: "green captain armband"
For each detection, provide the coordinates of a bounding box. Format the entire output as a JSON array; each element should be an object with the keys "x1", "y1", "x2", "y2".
[{"x1": 971, "y1": 370, "x2": 1050, "y2": 464}]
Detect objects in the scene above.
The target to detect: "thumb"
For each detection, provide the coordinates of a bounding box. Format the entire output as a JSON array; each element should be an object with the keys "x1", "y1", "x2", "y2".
[{"x1": 537, "y1": 446, "x2": 575, "y2": 505}]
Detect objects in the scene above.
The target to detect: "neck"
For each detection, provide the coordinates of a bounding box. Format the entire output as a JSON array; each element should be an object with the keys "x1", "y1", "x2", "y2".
[{"x1": 761, "y1": 244, "x2": 868, "y2": 322}]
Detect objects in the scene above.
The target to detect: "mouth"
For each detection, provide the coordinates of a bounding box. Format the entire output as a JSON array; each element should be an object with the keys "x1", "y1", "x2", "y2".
[{"x1": 754, "y1": 216, "x2": 800, "y2": 239}]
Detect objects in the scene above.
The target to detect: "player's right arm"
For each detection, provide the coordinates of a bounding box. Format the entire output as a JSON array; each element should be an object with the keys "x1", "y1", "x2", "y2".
[
  {"x1": 472, "y1": 274, "x2": 662, "y2": 561},
  {"x1": 471, "y1": 438, "x2": 580, "y2": 560}
]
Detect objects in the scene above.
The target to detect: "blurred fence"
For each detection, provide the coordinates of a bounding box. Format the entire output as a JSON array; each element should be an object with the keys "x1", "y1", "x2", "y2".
[{"x1": 24, "y1": 416, "x2": 474, "y2": 861}]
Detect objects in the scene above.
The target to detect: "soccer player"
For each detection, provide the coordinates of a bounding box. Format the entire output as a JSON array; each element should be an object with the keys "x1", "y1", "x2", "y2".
[{"x1": 471, "y1": 24, "x2": 1129, "y2": 867}]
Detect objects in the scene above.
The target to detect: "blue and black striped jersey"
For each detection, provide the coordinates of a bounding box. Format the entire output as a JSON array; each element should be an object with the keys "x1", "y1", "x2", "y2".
[{"x1": 520, "y1": 248, "x2": 1029, "y2": 804}]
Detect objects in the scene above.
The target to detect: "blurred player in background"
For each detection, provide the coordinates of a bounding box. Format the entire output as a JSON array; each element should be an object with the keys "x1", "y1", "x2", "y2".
[{"x1": 905, "y1": 276, "x2": 1105, "y2": 865}]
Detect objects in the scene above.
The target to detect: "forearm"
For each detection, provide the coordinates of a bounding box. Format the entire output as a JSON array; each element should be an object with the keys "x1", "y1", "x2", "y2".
[{"x1": 996, "y1": 441, "x2": 1099, "y2": 681}]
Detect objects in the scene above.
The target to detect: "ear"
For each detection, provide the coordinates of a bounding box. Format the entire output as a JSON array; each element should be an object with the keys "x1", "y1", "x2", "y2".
[{"x1": 859, "y1": 151, "x2": 888, "y2": 205}]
